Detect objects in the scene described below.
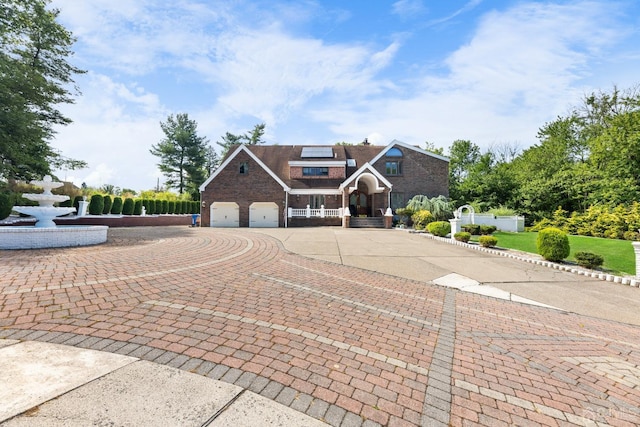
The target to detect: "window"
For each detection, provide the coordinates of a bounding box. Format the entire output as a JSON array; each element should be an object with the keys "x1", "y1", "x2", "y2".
[
  {"x1": 386, "y1": 147, "x2": 403, "y2": 157},
  {"x1": 391, "y1": 193, "x2": 404, "y2": 210},
  {"x1": 303, "y1": 167, "x2": 328, "y2": 176},
  {"x1": 310, "y1": 195, "x2": 325, "y2": 209},
  {"x1": 239, "y1": 162, "x2": 248, "y2": 174},
  {"x1": 385, "y1": 161, "x2": 401, "y2": 175}
]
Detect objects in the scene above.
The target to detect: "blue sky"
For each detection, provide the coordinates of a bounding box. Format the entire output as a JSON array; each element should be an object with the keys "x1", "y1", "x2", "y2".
[{"x1": 49, "y1": 0, "x2": 640, "y2": 191}]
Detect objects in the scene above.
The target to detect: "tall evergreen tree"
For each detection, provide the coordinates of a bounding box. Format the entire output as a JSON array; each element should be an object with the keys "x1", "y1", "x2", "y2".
[
  {"x1": 150, "y1": 113, "x2": 208, "y2": 196},
  {"x1": 0, "y1": 0, "x2": 86, "y2": 181}
]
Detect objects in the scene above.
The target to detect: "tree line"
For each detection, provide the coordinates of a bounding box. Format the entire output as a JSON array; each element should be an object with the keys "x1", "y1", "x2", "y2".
[{"x1": 447, "y1": 85, "x2": 640, "y2": 224}]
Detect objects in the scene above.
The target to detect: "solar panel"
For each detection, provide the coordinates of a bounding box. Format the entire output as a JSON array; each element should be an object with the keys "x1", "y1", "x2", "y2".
[{"x1": 301, "y1": 147, "x2": 333, "y2": 158}]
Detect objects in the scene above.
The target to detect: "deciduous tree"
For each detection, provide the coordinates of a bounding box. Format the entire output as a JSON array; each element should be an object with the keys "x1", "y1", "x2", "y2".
[{"x1": 0, "y1": 0, "x2": 86, "y2": 181}]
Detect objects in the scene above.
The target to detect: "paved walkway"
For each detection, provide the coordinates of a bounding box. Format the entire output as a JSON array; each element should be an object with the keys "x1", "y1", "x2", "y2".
[{"x1": 1, "y1": 226, "x2": 640, "y2": 426}]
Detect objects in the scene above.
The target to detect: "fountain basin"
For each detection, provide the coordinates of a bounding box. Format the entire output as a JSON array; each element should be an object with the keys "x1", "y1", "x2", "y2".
[
  {"x1": 0, "y1": 226, "x2": 108, "y2": 250},
  {"x1": 13, "y1": 206, "x2": 76, "y2": 228}
]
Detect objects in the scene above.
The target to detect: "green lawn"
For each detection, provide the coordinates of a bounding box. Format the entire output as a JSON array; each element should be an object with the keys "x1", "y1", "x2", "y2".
[{"x1": 473, "y1": 232, "x2": 635, "y2": 275}]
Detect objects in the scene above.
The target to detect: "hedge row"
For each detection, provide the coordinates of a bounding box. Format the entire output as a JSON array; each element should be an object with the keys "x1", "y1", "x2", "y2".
[
  {"x1": 88, "y1": 197, "x2": 199, "y2": 216},
  {"x1": 531, "y1": 203, "x2": 640, "y2": 240}
]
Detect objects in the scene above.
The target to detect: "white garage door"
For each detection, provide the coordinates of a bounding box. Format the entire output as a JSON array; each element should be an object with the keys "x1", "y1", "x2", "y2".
[
  {"x1": 249, "y1": 202, "x2": 279, "y2": 228},
  {"x1": 211, "y1": 202, "x2": 239, "y2": 227}
]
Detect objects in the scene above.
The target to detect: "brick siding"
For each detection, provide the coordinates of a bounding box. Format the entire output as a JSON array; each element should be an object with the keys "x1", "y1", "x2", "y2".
[{"x1": 201, "y1": 150, "x2": 286, "y2": 227}]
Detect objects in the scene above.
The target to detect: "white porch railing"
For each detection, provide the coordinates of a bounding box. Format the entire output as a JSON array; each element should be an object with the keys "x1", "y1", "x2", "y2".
[{"x1": 288, "y1": 205, "x2": 343, "y2": 218}]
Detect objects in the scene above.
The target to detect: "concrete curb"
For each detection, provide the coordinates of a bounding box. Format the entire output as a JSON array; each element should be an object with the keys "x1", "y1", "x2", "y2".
[{"x1": 399, "y1": 229, "x2": 639, "y2": 287}]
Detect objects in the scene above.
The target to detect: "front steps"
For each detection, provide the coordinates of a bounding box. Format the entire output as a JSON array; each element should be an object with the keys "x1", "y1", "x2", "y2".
[{"x1": 349, "y1": 217, "x2": 385, "y2": 228}]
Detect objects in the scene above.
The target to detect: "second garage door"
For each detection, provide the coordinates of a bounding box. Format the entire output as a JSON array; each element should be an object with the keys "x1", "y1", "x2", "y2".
[{"x1": 249, "y1": 202, "x2": 279, "y2": 228}]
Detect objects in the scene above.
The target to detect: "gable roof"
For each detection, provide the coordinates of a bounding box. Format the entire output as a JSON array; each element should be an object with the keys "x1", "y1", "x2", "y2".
[
  {"x1": 200, "y1": 140, "x2": 448, "y2": 193},
  {"x1": 339, "y1": 162, "x2": 393, "y2": 192},
  {"x1": 198, "y1": 144, "x2": 290, "y2": 192},
  {"x1": 369, "y1": 139, "x2": 449, "y2": 165}
]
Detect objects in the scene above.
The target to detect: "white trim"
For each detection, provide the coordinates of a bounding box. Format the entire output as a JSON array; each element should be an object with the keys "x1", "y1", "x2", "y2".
[
  {"x1": 369, "y1": 139, "x2": 450, "y2": 166},
  {"x1": 288, "y1": 160, "x2": 345, "y2": 167},
  {"x1": 289, "y1": 188, "x2": 343, "y2": 195},
  {"x1": 199, "y1": 145, "x2": 291, "y2": 192},
  {"x1": 339, "y1": 162, "x2": 393, "y2": 192}
]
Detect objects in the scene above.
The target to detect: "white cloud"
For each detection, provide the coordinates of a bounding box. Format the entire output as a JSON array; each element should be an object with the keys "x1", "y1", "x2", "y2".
[
  {"x1": 392, "y1": 0, "x2": 426, "y2": 19},
  {"x1": 51, "y1": 73, "x2": 166, "y2": 190},
  {"x1": 312, "y1": 1, "x2": 630, "y2": 150}
]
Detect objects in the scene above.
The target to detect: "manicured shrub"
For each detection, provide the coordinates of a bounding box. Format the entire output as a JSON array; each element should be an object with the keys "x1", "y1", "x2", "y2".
[
  {"x1": 454, "y1": 231, "x2": 471, "y2": 243},
  {"x1": 480, "y1": 225, "x2": 497, "y2": 235},
  {"x1": 122, "y1": 198, "x2": 134, "y2": 215},
  {"x1": 462, "y1": 224, "x2": 481, "y2": 235},
  {"x1": 427, "y1": 221, "x2": 451, "y2": 237},
  {"x1": 0, "y1": 193, "x2": 13, "y2": 220},
  {"x1": 182, "y1": 201, "x2": 189, "y2": 214},
  {"x1": 111, "y1": 197, "x2": 123, "y2": 214},
  {"x1": 537, "y1": 227, "x2": 570, "y2": 262},
  {"x1": 161, "y1": 200, "x2": 168, "y2": 214},
  {"x1": 149, "y1": 199, "x2": 156, "y2": 214},
  {"x1": 168, "y1": 201, "x2": 175, "y2": 214},
  {"x1": 574, "y1": 252, "x2": 604, "y2": 269},
  {"x1": 623, "y1": 231, "x2": 639, "y2": 241},
  {"x1": 411, "y1": 209, "x2": 434, "y2": 230},
  {"x1": 133, "y1": 199, "x2": 143, "y2": 215},
  {"x1": 102, "y1": 195, "x2": 112, "y2": 214},
  {"x1": 60, "y1": 198, "x2": 72, "y2": 207},
  {"x1": 88, "y1": 194, "x2": 104, "y2": 215},
  {"x1": 478, "y1": 235, "x2": 498, "y2": 248}
]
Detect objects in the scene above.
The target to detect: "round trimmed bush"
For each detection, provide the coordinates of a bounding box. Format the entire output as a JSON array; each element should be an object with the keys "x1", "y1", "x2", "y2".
[
  {"x1": 102, "y1": 195, "x2": 112, "y2": 214},
  {"x1": 161, "y1": 200, "x2": 168, "y2": 214},
  {"x1": 88, "y1": 194, "x2": 104, "y2": 215},
  {"x1": 478, "y1": 235, "x2": 498, "y2": 248},
  {"x1": 574, "y1": 252, "x2": 604, "y2": 269},
  {"x1": 168, "y1": 201, "x2": 175, "y2": 214},
  {"x1": 454, "y1": 231, "x2": 471, "y2": 243},
  {"x1": 0, "y1": 193, "x2": 14, "y2": 220},
  {"x1": 537, "y1": 227, "x2": 570, "y2": 262},
  {"x1": 427, "y1": 221, "x2": 451, "y2": 237},
  {"x1": 480, "y1": 225, "x2": 497, "y2": 235},
  {"x1": 111, "y1": 197, "x2": 123, "y2": 214},
  {"x1": 122, "y1": 198, "x2": 134, "y2": 215},
  {"x1": 462, "y1": 224, "x2": 481, "y2": 235},
  {"x1": 411, "y1": 210, "x2": 434, "y2": 230}
]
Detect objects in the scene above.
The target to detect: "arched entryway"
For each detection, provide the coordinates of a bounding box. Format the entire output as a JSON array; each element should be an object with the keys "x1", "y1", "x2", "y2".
[
  {"x1": 345, "y1": 172, "x2": 389, "y2": 217},
  {"x1": 350, "y1": 181, "x2": 371, "y2": 217}
]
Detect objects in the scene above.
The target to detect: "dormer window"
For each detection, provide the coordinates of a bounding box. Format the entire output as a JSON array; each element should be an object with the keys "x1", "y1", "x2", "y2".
[
  {"x1": 385, "y1": 147, "x2": 403, "y2": 175},
  {"x1": 386, "y1": 147, "x2": 403, "y2": 157}
]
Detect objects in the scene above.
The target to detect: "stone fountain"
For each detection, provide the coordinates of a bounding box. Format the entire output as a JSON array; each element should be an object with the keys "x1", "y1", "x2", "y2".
[
  {"x1": 13, "y1": 175, "x2": 76, "y2": 228},
  {"x1": 0, "y1": 175, "x2": 108, "y2": 250}
]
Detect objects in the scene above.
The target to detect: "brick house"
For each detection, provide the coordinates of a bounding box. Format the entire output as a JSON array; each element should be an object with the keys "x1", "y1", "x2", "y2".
[{"x1": 198, "y1": 140, "x2": 449, "y2": 228}]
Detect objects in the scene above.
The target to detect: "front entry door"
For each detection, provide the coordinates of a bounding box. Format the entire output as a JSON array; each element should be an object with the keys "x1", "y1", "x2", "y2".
[{"x1": 350, "y1": 190, "x2": 370, "y2": 217}]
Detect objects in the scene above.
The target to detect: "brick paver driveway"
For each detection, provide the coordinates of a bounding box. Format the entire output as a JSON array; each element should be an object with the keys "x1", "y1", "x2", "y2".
[{"x1": 1, "y1": 227, "x2": 640, "y2": 426}]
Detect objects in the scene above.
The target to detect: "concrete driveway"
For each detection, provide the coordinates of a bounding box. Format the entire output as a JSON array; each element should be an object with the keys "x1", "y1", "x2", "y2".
[{"x1": 252, "y1": 227, "x2": 640, "y2": 326}]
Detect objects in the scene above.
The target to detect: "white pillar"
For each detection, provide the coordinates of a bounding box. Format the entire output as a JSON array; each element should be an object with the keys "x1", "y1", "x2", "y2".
[
  {"x1": 449, "y1": 218, "x2": 461, "y2": 240},
  {"x1": 320, "y1": 205, "x2": 325, "y2": 218},
  {"x1": 633, "y1": 242, "x2": 640, "y2": 277},
  {"x1": 77, "y1": 200, "x2": 89, "y2": 216},
  {"x1": 306, "y1": 204, "x2": 311, "y2": 218}
]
